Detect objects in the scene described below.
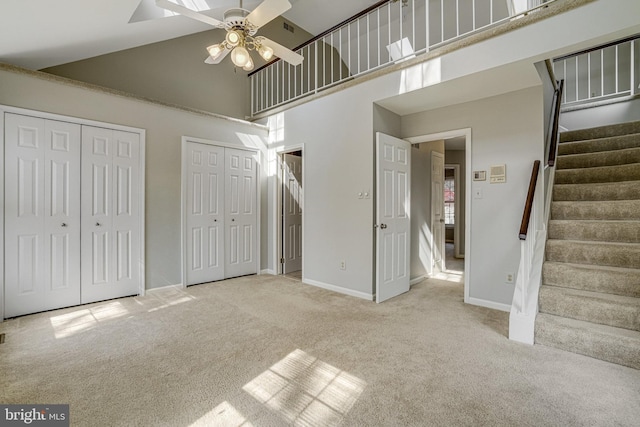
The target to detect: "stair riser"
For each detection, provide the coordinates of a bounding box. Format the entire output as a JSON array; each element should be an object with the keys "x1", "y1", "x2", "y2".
[
  {"x1": 546, "y1": 241, "x2": 640, "y2": 269},
  {"x1": 560, "y1": 122, "x2": 640, "y2": 143},
  {"x1": 559, "y1": 135, "x2": 640, "y2": 154},
  {"x1": 539, "y1": 286, "x2": 640, "y2": 331},
  {"x1": 553, "y1": 182, "x2": 640, "y2": 201},
  {"x1": 551, "y1": 201, "x2": 640, "y2": 220},
  {"x1": 548, "y1": 221, "x2": 640, "y2": 243},
  {"x1": 557, "y1": 148, "x2": 640, "y2": 169},
  {"x1": 535, "y1": 315, "x2": 640, "y2": 370},
  {"x1": 543, "y1": 263, "x2": 640, "y2": 298},
  {"x1": 555, "y1": 163, "x2": 640, "y2": 184}
]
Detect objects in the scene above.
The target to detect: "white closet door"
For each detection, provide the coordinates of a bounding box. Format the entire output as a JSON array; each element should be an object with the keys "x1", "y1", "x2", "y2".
[
  {"x1": 283, "y1": 153, "x2": 302, "y2": 274},
  {"x1": 186, "y1": 142, "x2": 225, "y2": 285},
  {"x1": 4, "y1": 114, "x2": 81, "y2": 317},
  {"x1": 81, "y1": 126, "x2": 140, "y2": 303},
  {"x1": 225, "y1": 148, "x2": 258, "y2": 277}
]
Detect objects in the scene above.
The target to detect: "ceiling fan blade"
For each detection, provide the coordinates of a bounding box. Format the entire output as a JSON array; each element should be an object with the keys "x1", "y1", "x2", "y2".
[
  {"x1": 155, "y1": 0, "x2": 223, "y2": 27},
  {"x1": 259, "y1": 37, "x2": 303, "y2": 66},
  {"x1": 205, "y1": 49, "x2": 230, "y2": 64},
  {"x1": 246, "y1": 0, "x2": 292, "y2": 29}
]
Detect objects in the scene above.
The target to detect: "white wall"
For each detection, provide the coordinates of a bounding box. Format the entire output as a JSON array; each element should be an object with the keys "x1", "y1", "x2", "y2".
[
  {"x1": 0, "y1": 65, "x2": 269, "y2": 290},
  {"x1": 401, "y1": 87, "x2": 544, "y2": 308}
]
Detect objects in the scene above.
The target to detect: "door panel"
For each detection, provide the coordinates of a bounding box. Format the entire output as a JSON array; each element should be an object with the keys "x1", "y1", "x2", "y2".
[
  {"x1": 225, "y1": 147, "x2": 257, "y2": 278},
  {"x1": 5, "y1": 114, "x2": 81, "y2": 317},
  {"x1": 376, "y1": 132, "x2": 411, "y2": 303},
  {"x1": 431, "y1": 151, "x2": 445, "y2": 273},
  {"x1": 81, "y1": 126, "x2": 140, "y2": 303},
  {"x1": 282, "y1": 153, "x2": 302, "y2": 274},
  {"x1": 186, "y1": 142, "x2": 225, "y2": 285}
]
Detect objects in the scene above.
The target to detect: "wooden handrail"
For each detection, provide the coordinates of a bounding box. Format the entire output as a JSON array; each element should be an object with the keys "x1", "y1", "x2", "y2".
[
  {"x1": 547, "y1": 79, "x2": 564, "y2": 167},
  {"x1": 249, "y1": 0, "x2": 391, "y2": 76},
  {"x1": 519, "y1": 160, "x2": 541, "y2": 240}
]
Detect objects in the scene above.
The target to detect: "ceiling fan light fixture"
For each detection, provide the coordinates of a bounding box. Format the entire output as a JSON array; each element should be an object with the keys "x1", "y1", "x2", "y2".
[
  {"x1": 243, "y1": 56, "x2": 255, "y2": 71},
  {"x1": 206, "y1": 43, "x2": 225, "y2": 59},
  {"x1": 258, "y1": 45, "x2": 274, "y2": 61},
  {"x1": 231, "y1": 46, "x2": 250, "y2": 68},
  {"x1": 225, "y1": 30, "x2": 242, "y2": 47}
]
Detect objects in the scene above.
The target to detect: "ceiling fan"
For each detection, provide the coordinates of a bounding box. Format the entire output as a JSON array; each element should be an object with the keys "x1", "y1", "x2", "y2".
[{"x1": 155, "y1": 0, "x2": 304, "y2": 71}]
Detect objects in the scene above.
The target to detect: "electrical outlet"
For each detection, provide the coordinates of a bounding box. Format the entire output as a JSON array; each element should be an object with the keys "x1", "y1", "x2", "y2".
[
  {"x1": 340, "y1": 261, "x2": 346, "y2": 270},
  {"x1": 506, "y1": 272, "x2": 515, "y2": 284}
]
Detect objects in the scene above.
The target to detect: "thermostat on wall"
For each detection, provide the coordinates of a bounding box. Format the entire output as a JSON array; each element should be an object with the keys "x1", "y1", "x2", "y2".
[
  {"x1": 473, "y1": 171, "x2": 486, "y2": 181},
  {"x1": 490, "y1": 164, "x2": 506, "y2": 183}
]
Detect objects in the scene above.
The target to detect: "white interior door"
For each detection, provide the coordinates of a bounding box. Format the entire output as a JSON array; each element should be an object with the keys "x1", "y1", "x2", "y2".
[
  {"x1": 225, "y1": 147, "x2": 257, "y2": 278},
  {"x1": 4, "y1": 114, "x2": 81, "y2": 317},
  {"x1": 81, "y1": 126, "x2": 140, "y2": 303},
  {"x1": 186, "y1": 142, "x2": 225, "y2": 285},
  {"x1": 431, "y1": 151, "x2": 445, "y2": 273},
  {"x1": 376, "y1": 132, "x2": 411, "y2": 303},
  {"x1": 282, "y1": 153, "x2": 302, "y2": 274}
]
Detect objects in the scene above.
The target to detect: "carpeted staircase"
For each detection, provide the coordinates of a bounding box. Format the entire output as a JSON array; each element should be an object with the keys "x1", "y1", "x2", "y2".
[{"x1": 535, "y1": 121, "x2": 640, "y2": 369}]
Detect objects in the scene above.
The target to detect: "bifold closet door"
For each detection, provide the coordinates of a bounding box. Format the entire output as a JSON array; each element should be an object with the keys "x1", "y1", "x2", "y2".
[
  {"x1": 81, "y1": 126, "x2": 140, "y2": 304},
  {"x1": 185, "y1": 143, "x2": 225, "y2": 285},
  {"x1": 4, "y1": 114, "x2": 81, "y2": 317},
  {"x1": 225, "y1": 148, "x2": 257, "y2": 277}
]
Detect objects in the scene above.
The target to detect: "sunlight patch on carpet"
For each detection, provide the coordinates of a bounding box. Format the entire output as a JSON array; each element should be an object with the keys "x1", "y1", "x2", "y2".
[
  {"x1": 189, "y1": 401, "x2": 253, "y2": 427},
  {"x1": 243, "y1": 349, "x2": 366, "y2": 426},
  {"x1": 50, "y1": 301, "x2": 129, "y2": 339}
]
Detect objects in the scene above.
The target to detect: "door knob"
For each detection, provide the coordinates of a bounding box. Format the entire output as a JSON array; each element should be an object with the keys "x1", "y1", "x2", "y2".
[
  {"x1": 96, "y1": 222, "x2": 102, "y2": 227},
  {"x1": 380, "y1": 224, "x2": 387, "y2": 229},
  {"x1": 214, "y1": 219, "x2": 217, "y2": 222},
  {"x1": 61, "y1": 223, "x2": 67, "y2": 227},
  {"x1": 440, "y1": 219, "x2": 445, "y2": 223},
  {"x1": 232, "y1": 218, "x2": 235, "y2": 222}
]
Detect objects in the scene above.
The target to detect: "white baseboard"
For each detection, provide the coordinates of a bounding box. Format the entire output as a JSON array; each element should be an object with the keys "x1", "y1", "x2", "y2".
[
  {"x1": 260, "y1": 269, "x2": 276, "y2": 275},
  {"x1": 303, "y1": 278, "x2": 373, "y2": 301},
  {"x1": 410, "y1": 276, "x2": 426, "y2": 286},
  {"x1": 466, "y1": 297, "x2": 511, "y2": 312}
]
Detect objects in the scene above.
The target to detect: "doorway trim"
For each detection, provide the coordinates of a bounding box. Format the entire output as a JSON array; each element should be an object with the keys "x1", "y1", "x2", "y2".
[
  {"x1": 406, "y1": 128, "x2": 471, "y2": 304},
  {"x1": 273, "y1": 144, "x2": 305, "y2": 276},
  {"x1": 444, "y1": 164, "x2": 462, "y2": 259},
  {"x1": 180, "y1": 136, "x2": 261, "y2": 288}
]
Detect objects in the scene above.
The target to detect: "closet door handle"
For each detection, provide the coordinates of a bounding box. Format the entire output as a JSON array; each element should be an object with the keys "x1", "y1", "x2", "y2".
[
  {"x1": 61, "y1": 223, "x2": 67, "y2": 227},
  {"x1": 96, "y1": 222, "x2": 102, "y2": 227},
  {"x1": 231, "y1": 218, "x2": 235, "y2": 222}
]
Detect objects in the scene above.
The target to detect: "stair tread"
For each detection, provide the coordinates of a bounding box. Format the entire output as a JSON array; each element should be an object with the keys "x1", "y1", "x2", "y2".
[
  {"x1": 541, "y1": 285, "x2": 640, "y2": 306},
  {"x1": 557, "y1": 147, "x2": 640, "y2": 169},
  {"x1": 544, "y1": 261, "x2": 640, "y2": 275},
  {"x1": 549, "y1": 219, "x2": 640, "y2": 224},
  {"x1": 553, "y1": 179, "x2": 640, "y2": 198},
  {"x1": 536, "y1": 312, "x2": 640, "y2": 341},
  {"x1": 554, "y1": 163, "x2": 640, "y2": 184},
  {"x1": 547, "y1": 239, "x2": 640, "y2": 247}
]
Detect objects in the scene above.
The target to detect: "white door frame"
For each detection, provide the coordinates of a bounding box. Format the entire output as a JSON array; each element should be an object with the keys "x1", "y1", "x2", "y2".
[
  {"x1": 406, "y1": 128, "x2": 471, "y2": 304},
  {"x1": 1, "y1": 105, "x2": 146, "y2": 321},
  {"x1": 273, "y1": 144, "x2": 305, "y2": 276},
  {"x1": 444, "y1": 164, "x2": 462, "y2": 259},
  {"x1": 180, "y1": 136, "x2": 261, "y2": 288}
]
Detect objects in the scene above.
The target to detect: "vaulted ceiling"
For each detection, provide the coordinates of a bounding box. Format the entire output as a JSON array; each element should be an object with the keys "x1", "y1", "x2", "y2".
[{"x1": 0, "y1": 0, "x2": 380, "y2": 70}]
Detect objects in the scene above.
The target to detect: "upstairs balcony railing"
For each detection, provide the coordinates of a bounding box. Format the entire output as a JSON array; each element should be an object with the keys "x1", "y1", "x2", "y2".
[
  {"x1": 249, "y1": 0, "x2": 554, "y2": 116},
  {"x1": 553, "y1": 34, "x2": 639, "y2": 107}
]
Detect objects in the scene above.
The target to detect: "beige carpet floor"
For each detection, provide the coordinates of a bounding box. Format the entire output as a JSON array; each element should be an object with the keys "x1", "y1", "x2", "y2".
[{"x1": 1, "y1": 273, "x2": 639, "y2": 426}]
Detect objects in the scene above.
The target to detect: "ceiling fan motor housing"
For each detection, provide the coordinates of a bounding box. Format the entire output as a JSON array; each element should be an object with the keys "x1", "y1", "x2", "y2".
[{"x1": 223, "y1": 8, "x2": 257, "y2": 34}]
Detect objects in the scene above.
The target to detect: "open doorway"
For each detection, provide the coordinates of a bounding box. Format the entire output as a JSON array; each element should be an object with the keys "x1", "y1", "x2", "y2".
[
  {"x1": 407, "y1": 129, "x2": 469, "y2": 291},
  {"x1": 279, "y1": 150, "x2": 303, "y2": 278}
]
